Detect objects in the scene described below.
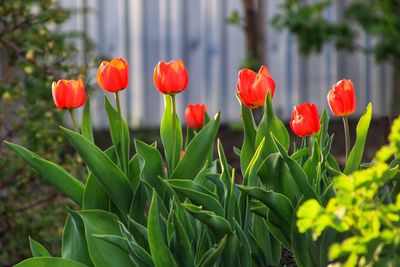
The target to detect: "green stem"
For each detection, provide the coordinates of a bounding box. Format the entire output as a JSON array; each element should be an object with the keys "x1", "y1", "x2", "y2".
[
  {"x1": 343, "y1": 116, "x2": 350, "y2": 161},
  {"x1": 171, "y1": 94, "x2": 177, "y2": 170},
  {"x1": 115, "y1": 91, "x2": 127, "y2": 173},
  {"x1": 68, "y1": 109, "x2": 79, "y2": 133},
  {"x1": 307, "y1": 136, "x2": 312, "y2": 157}
]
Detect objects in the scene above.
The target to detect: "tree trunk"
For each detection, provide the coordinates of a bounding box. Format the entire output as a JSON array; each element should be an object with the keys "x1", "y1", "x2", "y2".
[{"x1": 242, "y1": 0, "x2": 267, "y2": 66}]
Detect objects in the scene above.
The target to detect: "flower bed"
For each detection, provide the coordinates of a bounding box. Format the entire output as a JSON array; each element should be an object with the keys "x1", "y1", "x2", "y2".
[{"x1": 6, "y1": 58, "x2": 400, "y2": 266}]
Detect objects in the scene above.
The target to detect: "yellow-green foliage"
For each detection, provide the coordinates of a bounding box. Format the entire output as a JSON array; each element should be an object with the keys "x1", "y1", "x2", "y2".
[{"x1": 297, "y1": 117, "x2": 400, "y2": 266}]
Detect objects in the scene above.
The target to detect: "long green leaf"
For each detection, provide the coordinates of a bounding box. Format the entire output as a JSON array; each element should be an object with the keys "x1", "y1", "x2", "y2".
[
  {"x1": 5, "y1": 142, "x2": 84, "y2": 205},
  {"x1": 62, "y1": 127, "x2": 132, "y2": 216},
  {"x1": 134, "y1": 139, "x2": 166, "y2": 197},
  {"x1": 165, "y1": 179, "x2": 224, "y2": 216},
  {"x1": 170, "y1": 113, "x2": 220, "y2": 180},
  {"x1": 344, "y1": 103, "x2": 372, "y2": 174},
  {"x1": 239, "y1": 186, "x2": 294, "y2": 233},
  {"x1": 197, "y1": 235, "x2": 228, "y2": 267},
  {"x1": 104, "y1": 96, "x2": 130, "y2": 173},
  {"x1": 255, "y1": 93, "x2": 290, "y2": 157},
  {"x1": 238, "y1": 94, "x2": 257, "y2": 176},
  {"x1": 148, "y1": 190, "x2": 178, "y2": 267},
  {"x1": 79, "y1": 210, "x2": 133, "y2": 267},
  {"x1": 161, "y1": 94, "x2": 183, "y2": 172},
  {"x1": 257, "y1": 153, "x2": 299, "y2": 204},
  {"x1": 182, "y1": 204, "x2": 232, "y2": 241},
  {"x1": 29, "y1": 237, "x2": 50, "y2": 257},
  {"x1": 14, "y1": 257, "x2": 88, "y2": 267},
  {"x1": 82, "y1": 98, "x2": 94, "y2": 143},
  {"x1": 62, "y1": 211, "x2": 92, "y2": 266},
  {"x1": 272, "y1": 134, "x2": 319, "y2": 202}
]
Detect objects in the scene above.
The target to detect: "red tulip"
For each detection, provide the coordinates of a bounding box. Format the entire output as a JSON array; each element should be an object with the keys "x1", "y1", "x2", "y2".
[
  {"x1": 290, "y1": 103, "x2": 320, "y2": 137},
  {"x1": 236, "y1": 65, "x2": 275, "y2": 109},
  {"x1": 97, "y1": 57, "x2": 129, "y2": 92},
  {"x1": 153, "y1": 59, "x2": 189, "y2": 94},
  {"x1": 327, "y1": 79, "x2": 356, "y2": 117},
  {"x1": 185, "y1": 104, "x2": 207, "y2": 130},
  {"x1": 52, "y1": 79, "x2": 86, "y2": 109}
]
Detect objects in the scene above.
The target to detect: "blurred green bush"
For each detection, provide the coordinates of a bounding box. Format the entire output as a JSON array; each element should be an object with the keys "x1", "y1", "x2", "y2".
[{"x1": 0, "y1": 0, "x2": 93, "y2": 265}]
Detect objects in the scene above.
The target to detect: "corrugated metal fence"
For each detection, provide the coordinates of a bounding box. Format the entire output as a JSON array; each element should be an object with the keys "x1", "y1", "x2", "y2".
[{"x1": 60, "y1": 0, "x2": 393, "y2": 128}]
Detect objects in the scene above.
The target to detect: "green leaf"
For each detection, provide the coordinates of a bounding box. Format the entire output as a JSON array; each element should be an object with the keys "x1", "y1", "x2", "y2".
[
  {"x1": 291, "y1": 205, "x2": 318, "y2": 267},
  {"x1": 148, "y1": 190, "x2": 178, "y2": 267},
  {"x1": 62, "y1": 210, "x2": 92, "y2": 266},
  {"x1": 134, "y1": 139, "x2": 167, "y2": 197},
  {"x1": 29, "y1": 237, "x2": 50, "y2": 257},
  {"x1": 82, "y1": 98, "x2": 94, "y2": 143},
  {"x1": 238, "y1": 96, "x2": 257, "y2": 176},
  {"x1": 83, "y1": 173, "x2": 109, "y2": 211},
  {"x1": 303, "y1": 140, "x2": 321, "y2": 187},
  {"x1": 197, "y1": 235, "x2": 228, "y2": 267},
  {"x1": 170, "y1": 113, "x2": 220, "y2": 180},
  {"x1": 62, "y1": 127, "x2": 132, "y2": 216},
  {"x1": 182, "y1": 204, "x2": 233, "y2": 241},
  {"x1": 243, "y1": 137, "x2": 266, "y2": 186},
  {"x1": 83, "y1": 146, "x2": 116, "y2": 211},
  {"x1": 79, "y1": 210, "x2": 133, "y2": 267},
  {"x1": 161, "y1": 94, "x2": 183, "y2": 172},
  {"x1": 14, "y1": 257, "x2": 88, "y2": 267},
  {"x1": 272, "y1": 134, "x2": 319, "y2": 202},
  {"x1": 255, "y1": 93, "x2": 290, "y2": 158},
  {"x1": 104, "y1": 95, "x2": 130, "y2": 173},
  {"x1": 315, "y1": 109, "x2": 329, "y2": 146},
  {"x1": 128, "y1": 154, "x2": 141, "y2": 194},
  {"x1": 165, "y1": 179, "x2": 224, "y2": 216},
  {"x1": 238, "y1": 186, "x2": 294, "y2": 234},
  {"x1": 118, "y1": 222, "x2": 154, "y2": 267},
  {"x1": 92, "y1": 234, "x2": 129, "y2": 252},
  {"x1": 252, "y1": 216, "x2": 281, "y2": 265},
  {"x1": 232, "y1": 220, "x2": 252, "y2": 267},
  {"x1": 344, "y1": 103, "x2": 373, "y2": 174},
  {"x1": 170, "y1": 212, "x2": 195, "y2": 267},
  {"x1": 257, "y1": 153, "x2": 299, "y2": 204},
  {"x1": 5, "y1": 142, "x2": 84, "y2": 205}
]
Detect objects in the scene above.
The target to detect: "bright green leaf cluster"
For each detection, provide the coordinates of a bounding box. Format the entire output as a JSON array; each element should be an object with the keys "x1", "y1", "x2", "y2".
[{"x1": 297, "y1": 116, "x2": 400, "y2": 266}]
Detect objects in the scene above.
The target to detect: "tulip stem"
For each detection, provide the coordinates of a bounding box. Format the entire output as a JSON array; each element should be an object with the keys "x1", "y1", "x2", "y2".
[
  {"x1": 171, "y1": 94, "x2": 177, "y2": 170},
  {"x1": 68, "y1": 109, "x2": 79, "y2": 133},
  {"x1": 115, "y1": 91, "x2": 122, "y2": 119},
  {"x1": 343, "y1": 116, "x2": 350, "y2": 161},
  {"x1": 115, "y1": 91, "x2": 128, "y2": 173}
]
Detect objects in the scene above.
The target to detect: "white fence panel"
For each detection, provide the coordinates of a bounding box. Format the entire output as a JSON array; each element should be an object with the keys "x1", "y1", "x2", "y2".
[{"x1": 59, "y1": 0, "x2": 393, "y2": 128}]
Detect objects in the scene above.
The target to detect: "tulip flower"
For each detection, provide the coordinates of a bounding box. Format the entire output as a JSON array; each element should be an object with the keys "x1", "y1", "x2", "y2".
[
  {"x1": 185, "y1": 104, "x2": 207, "y2": 130},
  {"x1": 290, "y1": 103, "x2": 320, "y2": 138},
  {"x1": 153, "y1": 59, "x2": 189, "y2": 95},
  {"x1": 52, "y1": 79, "x2": 86, "y2": 110},
  {"x1": 52, "y1": 79, "x2": 86, "y2": 132},
  {"x1": 327, "y1": 79, "x2": 357, "y2": 160},
  {"x1": 236, "y1": 65, "x2": 275, "y2": 109},
  {"x1": 327, "y1": 79, "x2": 356, "y2": 117},
  {"x1": 97, "y1": 57, "x2": 129, "y2": 172},
  {"x1": 97, "y1": 57, "x2": 129, "y2": 93}
]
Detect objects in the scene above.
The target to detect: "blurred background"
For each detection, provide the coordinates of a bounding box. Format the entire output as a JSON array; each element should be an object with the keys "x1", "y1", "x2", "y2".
[{"x1": 0, "y1": 0, "x2": 399, "y2": 266}]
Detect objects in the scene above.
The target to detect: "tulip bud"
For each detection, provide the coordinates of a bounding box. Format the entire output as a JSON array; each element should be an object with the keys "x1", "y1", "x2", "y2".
[
  {"x1": 327, "y1": 79, "x2": 356, "y2": 117},
  {"x1": 290, "y1": 103, "x2": 320, "y2": 137},
  {"x1": 153, "y1": 59, "x2": 189, "y2": 95},
  {"x1": 236, "y1": 65, "x2": 275, "y2": 109},
  {"x1": 185, "y1": 104, "x2": 207, "y2": 130},
  {"x1": 52, "y1": 79, "x2": 86, "y2": 109},
  {"x1": 97, "y1": 57, "x2": 129, "y2": 92}
]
